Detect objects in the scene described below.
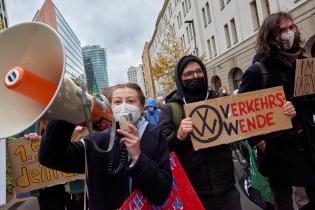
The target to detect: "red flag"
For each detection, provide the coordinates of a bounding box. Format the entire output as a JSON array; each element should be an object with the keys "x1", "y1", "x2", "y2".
[{"x1": 120, "y1": 152, "x2": 205, "y2": 210}]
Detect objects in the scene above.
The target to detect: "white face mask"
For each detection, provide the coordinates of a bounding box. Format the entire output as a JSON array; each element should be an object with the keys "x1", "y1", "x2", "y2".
[
  {"x1": 112, "y1": 103, "x2": 141, "y2": 124},
  {"x1": 281, "y1": 30, "x2": 295, "y2": 50}
]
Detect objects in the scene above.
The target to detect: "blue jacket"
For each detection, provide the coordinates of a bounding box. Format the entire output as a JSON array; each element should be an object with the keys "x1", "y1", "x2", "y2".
[{"x1": 144, "y1": 108, "x2": 161, "y2": 125}]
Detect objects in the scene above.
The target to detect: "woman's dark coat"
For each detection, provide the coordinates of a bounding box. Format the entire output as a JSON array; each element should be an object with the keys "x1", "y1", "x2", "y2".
[{"x1": 238, "y1": 52, "x2": 315, "y2": 186}]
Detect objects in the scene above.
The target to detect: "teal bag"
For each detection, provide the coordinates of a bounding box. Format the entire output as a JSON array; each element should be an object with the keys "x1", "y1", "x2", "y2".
[{"x1": 245, "y1": 141, "x2": 273, "y2": 204}]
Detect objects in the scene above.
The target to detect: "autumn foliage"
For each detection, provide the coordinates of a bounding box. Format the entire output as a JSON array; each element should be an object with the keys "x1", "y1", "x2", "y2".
[{"x1": 151, "y1": 26, "x2": 188, "y2": 95}]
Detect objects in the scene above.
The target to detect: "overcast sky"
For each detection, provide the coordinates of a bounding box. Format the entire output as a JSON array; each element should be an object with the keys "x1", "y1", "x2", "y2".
[{"x1": 6, "y1": 0, "x2": 163, "y2": 86}]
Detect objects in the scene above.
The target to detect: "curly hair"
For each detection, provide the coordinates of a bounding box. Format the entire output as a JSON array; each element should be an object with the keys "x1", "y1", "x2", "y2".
[{"x1": 256, "y1": 12, "x2": 303, "y2": 61}]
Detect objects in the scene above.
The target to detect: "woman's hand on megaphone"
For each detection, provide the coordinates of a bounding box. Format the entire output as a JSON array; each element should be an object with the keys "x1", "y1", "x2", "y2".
[
  {"x1": 117, "y1": 123, "x2": 141, "y2": 163},
  {"x1": 24, "y1": 133, "x2": 41, "y2": 141},
  {"x1": 75, "y1": 126, "x2": 85, "y2": 133}
]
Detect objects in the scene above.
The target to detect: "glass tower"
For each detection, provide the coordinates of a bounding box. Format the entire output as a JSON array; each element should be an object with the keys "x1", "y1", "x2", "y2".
[
  {"x1": 33, "y1": 0, "x2": 86, "y2": 88},
  {"x1": 82, "y1": 45, "x2": 109, "y2": 89}
]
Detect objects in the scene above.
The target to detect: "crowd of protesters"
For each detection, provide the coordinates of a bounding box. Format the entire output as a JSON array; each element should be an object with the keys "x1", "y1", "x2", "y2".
[{"x1": 10, "y1": 11, "x2": 315, "y2": 210}]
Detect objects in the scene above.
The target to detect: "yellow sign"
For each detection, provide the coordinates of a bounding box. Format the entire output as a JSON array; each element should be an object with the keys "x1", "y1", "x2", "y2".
[{"x1": 7, "y1": 129, "x2": 87, "y2": 194}]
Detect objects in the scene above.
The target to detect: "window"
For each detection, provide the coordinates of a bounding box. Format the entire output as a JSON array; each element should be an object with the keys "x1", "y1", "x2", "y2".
[
  {"x1": 179, "y1": 12, "x2": 182, "y2": 26},
  {"x1": 182, "y1": 34, "x2": 186, "y2": 48},
  {"x1": 182, "y1": 2, "x2": 186, "y2": 16},
  {"x1": 232, "y1": 69, "x2": 243, "y2": 89},
  {"x1": 250, "y1": 0, "x2": 260, "y2": 31},
  {"x1": 224, "y1": 24, "x2": 231, "y2": 48},
  {"x1": 207, "y1": 39, "x2": 213, "y2": 59},
  {"x1": 202, "y1": 8, "x2": 207, "y2": 27},
  {"x1": 177, "y1": 15, "x2": 180, "y2": 29},
  {"x1": 1, "y1": 0, "x2": 5, "y2": 11},
  {"x1": 261, "y1": 0, "x2": 271, "y2": 18},
  {"x1": 168, "y1": 4, "x2": 172, "y2": 17},
  {"x1": 230, "y1": 18, "x2": 238, "y2": 44},
  {"x1": 206, "y1": 2, "x2": 211, "y2": 23},
  {"x1": 211, "y1": 35, "x2": 217, "y2": 56},
  {"x1": 189, "y1": 24, "x2": 193, "y2": 40},
  {"x1": 184, "y1": 0, "x2": 189, "y2": 13},
  {"x1": 181, "y1": 36, "x2": 184, "y2": 48},
  {"x1": 220, "y1": 0, "x2": 225, "y2": 10},
  {"x1": 212, "y1": 76, "x2": 222, "y2": 91},
  {"x1": 186, "y1": 27, "x2": 190, "y2": 42},
  {"x1": 311, "y1": 42, "x2": 315, "y2": 57}
]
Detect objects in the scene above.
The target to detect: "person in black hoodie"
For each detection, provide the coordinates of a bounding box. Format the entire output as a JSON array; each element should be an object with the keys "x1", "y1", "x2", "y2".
[
  {"x1": 238, "y1": 12, "x2": 315, "y2": 210},
  {"x1": 39, "y1": 83, "x2": 172, "y2": 210},
  {"x1": 159, "y1": 55, "x2": 242, "y2": 210}
]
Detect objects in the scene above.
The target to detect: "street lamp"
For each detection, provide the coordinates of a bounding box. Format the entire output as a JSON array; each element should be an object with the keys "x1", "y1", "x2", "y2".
[{"x1": 184, "y1": 19, "x2": 198, "y2": 57}]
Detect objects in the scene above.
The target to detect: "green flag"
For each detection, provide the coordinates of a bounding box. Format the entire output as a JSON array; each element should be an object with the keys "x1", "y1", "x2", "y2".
[{"x1": 92, "y1": 77, "x2": 100, "y2": 94}]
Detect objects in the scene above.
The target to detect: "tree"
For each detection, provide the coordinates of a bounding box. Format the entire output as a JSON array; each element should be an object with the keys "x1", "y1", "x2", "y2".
[{"x1": 151, "y1": 24, "x2": 188, "y2": 95}]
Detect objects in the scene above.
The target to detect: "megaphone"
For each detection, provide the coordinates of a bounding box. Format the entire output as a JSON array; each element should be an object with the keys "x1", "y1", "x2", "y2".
[{"x1": 0, "y1": 22, "x2": 113, "y2": 139}]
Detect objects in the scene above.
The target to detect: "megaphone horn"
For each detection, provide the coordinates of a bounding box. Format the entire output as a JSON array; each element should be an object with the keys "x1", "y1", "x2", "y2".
[
  {"x1": 0, "y1": 22, "x2": 113, "y2": 139},
  {"x1": 4, "y1": 66, "x2": 57, "y2": 105}
]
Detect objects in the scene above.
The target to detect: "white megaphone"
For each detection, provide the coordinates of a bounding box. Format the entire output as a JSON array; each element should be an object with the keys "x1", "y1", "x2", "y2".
[{"x1": 0, "y1": 22, "x2": 113, "y2": 139}]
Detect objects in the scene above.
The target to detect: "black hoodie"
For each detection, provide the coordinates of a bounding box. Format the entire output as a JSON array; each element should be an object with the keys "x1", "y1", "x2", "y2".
[
  {"x1": 159, "y1": 55, "x2": 236, "y2": 206},
  {"x1": 174, "y1": 55, "x2": 209, "y2": 103}
]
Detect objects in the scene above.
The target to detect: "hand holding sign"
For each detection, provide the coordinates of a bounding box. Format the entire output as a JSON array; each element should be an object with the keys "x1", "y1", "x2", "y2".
[
  {"x1": 184, "y1": 86, "x2": 293, "y2": 151},
  {"x1": 176, "y1": 118, "x2": 193, "y2": 141},
  {"x1": 283, "y1": 101, "x2": 296, "y2": 118},
  {"x1": 24, "y1": 133, "x2": 41, "y2": 141}
]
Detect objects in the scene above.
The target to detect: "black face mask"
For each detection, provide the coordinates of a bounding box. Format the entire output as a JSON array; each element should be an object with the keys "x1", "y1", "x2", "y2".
[{"x1": 182, "y1": 77, "x2": 205, "y2": 94}]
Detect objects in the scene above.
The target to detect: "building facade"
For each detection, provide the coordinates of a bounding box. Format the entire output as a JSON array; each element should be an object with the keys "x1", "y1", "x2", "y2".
[
  {"x1": 82, "y1": 45, "x2": 109, "y2": 89},
  {"x1": 136, "y1": 64, "x2": 147, "y2": 96},
  {"x1": 33, "y1": 0, "x2": 86, "y2": 88},
  {"x1": 147, "y1": 0, "x2": 315, "y2": 94},
  {"x1": 142, "y1": 42, "x2": 156, "y2": 98},
  {"x1": 82, "y1": 57, "x2": 95, "y2": 92},
  {"x1": 127, "y1": 66, "x2": 138, "y2": 84},
  {"x1": 0, "y1": 0, "x2": 8, "y2": 30},
  {"x1": 127, "y1": 65, "x2": 148, "y2": 96}
]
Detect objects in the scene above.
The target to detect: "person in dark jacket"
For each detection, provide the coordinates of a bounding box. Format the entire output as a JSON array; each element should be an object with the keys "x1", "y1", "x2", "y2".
[
  {"x1": 158, "y1": 55, "x2": 242, "y2": 210},
  {"x1": 238, "y1": 12, "x2": 315, "y2": 210},
  {"x1": 39, "y1": 83, "x2": 172, "y2": 210}
]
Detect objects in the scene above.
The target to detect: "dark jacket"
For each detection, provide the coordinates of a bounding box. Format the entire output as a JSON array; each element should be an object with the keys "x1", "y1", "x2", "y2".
[
  {"x1": 159, "y1": 55, "x2": 235, "y2": 201},
  {"x1": 159, "y1": 91, "x2": 235, "y2": 197},
  {"x1": 238, "y1": 52, "x2": 315, "y2": 186},
  {"x1": 39, "y1": 120, "x2": 172, "y2": 210}
]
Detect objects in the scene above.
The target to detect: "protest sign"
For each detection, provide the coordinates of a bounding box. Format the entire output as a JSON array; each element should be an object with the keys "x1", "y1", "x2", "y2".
[
  {"x1": 0, "y1": 139, "x2": 5, "y2": 206},
  {"x1": 184, "y1": 86, "x2": 292, "y2": 150},
  {"x1": 120, "y1": 152, "x2": 204, "y2": 210},
  {"x1": 294, "y1": 58, "x2": 315, "y2": 97},
  {"x1": 6, "y1": 129, "x2": 87, "y2": 194}
]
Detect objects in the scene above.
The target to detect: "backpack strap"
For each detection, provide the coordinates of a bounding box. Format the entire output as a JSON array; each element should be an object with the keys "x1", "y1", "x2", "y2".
[
  {"x1": 254, "y1": 62, "x2": 268, "y2": 89},
  {"x1": 170, "y1": 102, "x2": 183, "y2": 129}
]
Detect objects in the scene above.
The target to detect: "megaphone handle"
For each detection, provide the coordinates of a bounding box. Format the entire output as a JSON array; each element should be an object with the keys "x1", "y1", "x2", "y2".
[{"x1": 81, "y1": 90, "x2": 94, "y2": 134}]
